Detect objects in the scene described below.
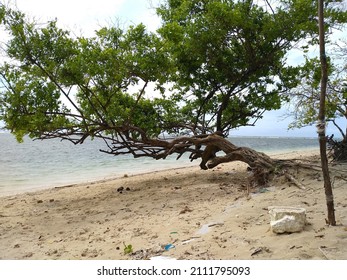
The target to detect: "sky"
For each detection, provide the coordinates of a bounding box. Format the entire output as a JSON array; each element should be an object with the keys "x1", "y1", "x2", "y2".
[
  {"x1": 0, "y1": 0, "x2": 346, "y2": 138},
  {"x1": 9, "y1": 0, "x2": 161, "y2": 34}
]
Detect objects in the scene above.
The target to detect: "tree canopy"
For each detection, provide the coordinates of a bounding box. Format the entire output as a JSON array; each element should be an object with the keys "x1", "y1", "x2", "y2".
[
  {"x1": 1, "y1": 0, "x2": 347, "y2": 172},
  {"x1": 156, "y1": 0, "x2": 315, "y2": 132}
]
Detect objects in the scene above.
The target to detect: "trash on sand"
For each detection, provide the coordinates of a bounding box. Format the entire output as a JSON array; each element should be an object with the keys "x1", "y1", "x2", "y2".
[
  {"x1": 196, "y1": 222, "x2": 224, "y2": 235},
  {"x1": 268, "y1": 206, "x2": 306, "y2": 233},
  {"x1": 181, "y1": 237, "x2": 200, "y2": 245},
  {"x1": 181, "y1": 239, "x2": 194, "y2": 245},
  {"x1": 150, "y1": 256, "x2": 177, "y2": 260},
  {"x1": 164, "y1": 244, "x2": 175, "y2": 251},
  {"x1": 196, "y1": 224, "x2": 210, "y2": 235}
]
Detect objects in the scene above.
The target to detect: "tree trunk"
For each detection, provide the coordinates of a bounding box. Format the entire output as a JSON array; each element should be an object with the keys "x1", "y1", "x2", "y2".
[
  {"x1": 195, "y1": 134, "x2": 276, "y2": 186},
  {"x1": 318, "y1": 0, "x2": 336, "y2": 226}
]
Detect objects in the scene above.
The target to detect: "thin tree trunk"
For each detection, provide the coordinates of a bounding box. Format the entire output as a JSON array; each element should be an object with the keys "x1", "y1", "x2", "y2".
[{"x1": 318, "y1": 0, "x2": 336, "y2": 226}]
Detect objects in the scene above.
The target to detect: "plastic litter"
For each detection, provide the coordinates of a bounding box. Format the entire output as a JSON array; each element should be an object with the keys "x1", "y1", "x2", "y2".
[
  {"x1": 181, "y1": 238, "x2": 196, "y2": 245},
  {"x1": 196, "y1": 224, "x2": 210, "y2": 235},
  {"x1": 164, "y1": 244, "x2": 175, "y2": 251},
  {"x1": 196, "y1": 222, "x2": 224, "y2": 235},
  {"x1": 150, "y1": 256, "x2": 177, "y2": 260}
]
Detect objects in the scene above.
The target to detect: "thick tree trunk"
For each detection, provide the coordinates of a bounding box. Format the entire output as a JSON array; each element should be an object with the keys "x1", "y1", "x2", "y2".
[{"x1": 196, "y1": 134, "x2": 276, "y2": 186}]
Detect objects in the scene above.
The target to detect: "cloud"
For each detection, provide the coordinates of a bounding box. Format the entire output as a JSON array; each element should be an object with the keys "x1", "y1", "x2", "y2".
[
  {"x1": 231, "y1": 107, "x2": 345, "y2": 138},
  {"x1": 14, "y1": 0, "x2": 127, "y2": 36},
  {"x1": 11, "y1": 0, "x2": 162, "y2": 36},
  {"x1": 231, "y1": 109, "x2": 305, "y2": 137},
  {"x1": 116, "y1": 0, "x2": 161, "y2": 31}
]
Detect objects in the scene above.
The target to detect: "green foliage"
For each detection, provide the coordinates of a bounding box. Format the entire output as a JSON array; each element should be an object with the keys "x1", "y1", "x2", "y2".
[
  {"x1": 156, "y1": 0, "x2": 327, "y2": 132},
  {"x1": 285, "y1": 1, "x2": 347, "y2": 139},
  {"x1": 0, "y1": 6, "x2": 171, "y2": 142},
  {"x1": 123, "y1": 243, "x2": 133, "y2": 255},
  {"x1": 287, "y1": 54, "x2": 347, "y2": 140},
  {"x1": 1, "y1": 1, "x2": 347, "y2": 159}
]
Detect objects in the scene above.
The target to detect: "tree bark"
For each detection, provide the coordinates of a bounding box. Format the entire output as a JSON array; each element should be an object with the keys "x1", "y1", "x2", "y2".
[
  {"x1": 318, "y1": 0, "x2": 336, "y2": 226},
  {"x1": 191, "y1": 134, "x2": 276, "y2": 186}
]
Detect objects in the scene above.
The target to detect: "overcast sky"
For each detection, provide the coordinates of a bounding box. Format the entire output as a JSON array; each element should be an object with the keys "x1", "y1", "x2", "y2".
[
  {"x1": 1, "y1": 0, "x2": 346, "y2": 138},
  {"x1": 12, "y1": 0, "x2": 161, "y2": 34}
]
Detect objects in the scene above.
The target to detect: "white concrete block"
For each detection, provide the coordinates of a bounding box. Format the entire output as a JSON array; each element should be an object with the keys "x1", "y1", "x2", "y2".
[{"x1": 268, "y1": 206, "x2": 306, "y2": 233}]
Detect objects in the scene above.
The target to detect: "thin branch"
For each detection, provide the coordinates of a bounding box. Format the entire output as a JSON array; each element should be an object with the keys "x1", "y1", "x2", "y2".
[
  {"x1": 264, "y1": 0, "x2": 275, "y2": 14},
  {"x1": 329, "y1": 118, "x2": 346, "y2": 139}
]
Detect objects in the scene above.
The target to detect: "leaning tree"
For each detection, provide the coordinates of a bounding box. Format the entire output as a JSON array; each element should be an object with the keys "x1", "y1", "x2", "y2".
[{"x1": 1, "y1": 1, "x2": 346, "y2": 185}]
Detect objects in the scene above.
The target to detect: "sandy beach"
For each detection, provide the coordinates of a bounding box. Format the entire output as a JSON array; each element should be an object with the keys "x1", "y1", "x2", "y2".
[{"x1": 0, "y1": 149, "x2": 347, "y2": 260}]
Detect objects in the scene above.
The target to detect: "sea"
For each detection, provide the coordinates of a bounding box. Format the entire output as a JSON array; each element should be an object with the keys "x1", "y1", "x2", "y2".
[{"x1": 0, "y1": 133, "x2": 319, "y2": 196}]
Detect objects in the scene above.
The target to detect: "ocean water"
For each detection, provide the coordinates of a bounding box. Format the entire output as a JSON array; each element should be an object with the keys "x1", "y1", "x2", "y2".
[{"x1": 0, "y1": 133, "x2": 318, "y2": 196}]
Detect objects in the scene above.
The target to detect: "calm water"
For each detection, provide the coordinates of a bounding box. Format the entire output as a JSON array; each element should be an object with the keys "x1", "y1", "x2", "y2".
[{"x1": 0, "y1": 133, "x2": 318, "y2": 196}]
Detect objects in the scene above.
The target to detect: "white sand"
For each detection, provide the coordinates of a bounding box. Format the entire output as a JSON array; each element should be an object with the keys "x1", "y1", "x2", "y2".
[{"x1": 1, "y1": 149, "x2": 347, "y2": 260}]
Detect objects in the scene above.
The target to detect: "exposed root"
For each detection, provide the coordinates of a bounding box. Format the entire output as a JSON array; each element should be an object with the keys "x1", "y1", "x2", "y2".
[
  {"x1": 283, "y1": 172, "x2": 306, "y2": 190},
  {"x1": 327, "y1": 136, "x2": 347, "y2": 162}
]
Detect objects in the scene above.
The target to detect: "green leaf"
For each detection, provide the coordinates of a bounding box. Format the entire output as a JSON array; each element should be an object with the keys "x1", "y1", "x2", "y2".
[{"x1": 123, "y1": 243, "x2": 133, "y2": 255}]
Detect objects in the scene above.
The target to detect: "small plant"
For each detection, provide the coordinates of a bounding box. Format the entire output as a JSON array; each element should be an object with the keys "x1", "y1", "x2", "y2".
[{"x1": 123, "y1": 242, "x2": 133, "y2": 255}]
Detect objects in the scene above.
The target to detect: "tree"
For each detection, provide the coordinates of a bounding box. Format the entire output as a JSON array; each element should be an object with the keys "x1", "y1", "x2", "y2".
[
  {"x1": 286, "y1": 1, "x2": 347, "y2": 161},
  {"x1": 1, "y1": 1, "x2": 346, "y2": 185},
  {"x1": 318, "y1": 0, "x2": 336, "y2": 225},
  {"x1": 288, "y1": 58, "x2": 346, "y2": 132},
  {"x1": 157, "y1": 0, "x2": 318, "y2": 133},
  {"x1": 287, "y1": 56, "x2": 347, "y2": 160}
]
